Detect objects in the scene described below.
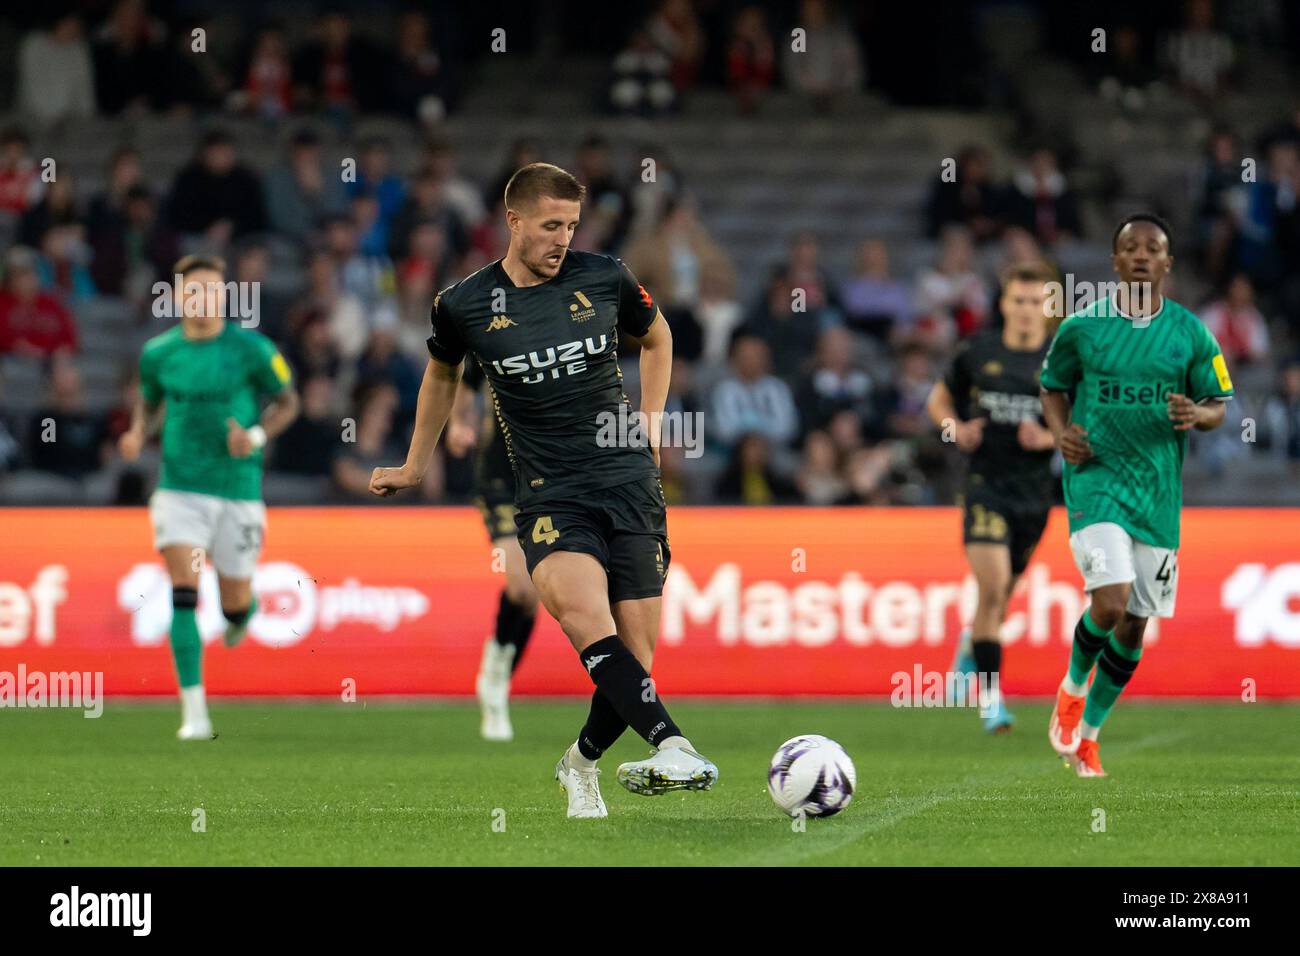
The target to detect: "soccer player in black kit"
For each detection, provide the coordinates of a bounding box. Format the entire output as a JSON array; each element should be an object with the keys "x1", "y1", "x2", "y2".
[
  {"x1": 370, "y1": 163, "x2": 717, "y2": 818},
  {"x1": 926, "y1": 262, "x2": 1058, "y2": 734}
]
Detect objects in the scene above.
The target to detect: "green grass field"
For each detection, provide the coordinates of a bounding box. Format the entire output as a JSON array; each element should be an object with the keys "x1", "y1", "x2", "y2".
[{"x1": 3, "y1": 700, "x2": 1297, "y2": 866}]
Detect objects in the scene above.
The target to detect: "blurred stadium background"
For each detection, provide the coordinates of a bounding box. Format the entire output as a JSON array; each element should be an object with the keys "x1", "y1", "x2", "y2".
[{"x1": 1, "y1": 0, "x2": 1298, "y2": 509}]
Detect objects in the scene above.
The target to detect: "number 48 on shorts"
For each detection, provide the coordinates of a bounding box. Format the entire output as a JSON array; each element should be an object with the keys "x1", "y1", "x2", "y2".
[{"x1": 1068, "y1": 521, "x2": 1178, "y2": 618}]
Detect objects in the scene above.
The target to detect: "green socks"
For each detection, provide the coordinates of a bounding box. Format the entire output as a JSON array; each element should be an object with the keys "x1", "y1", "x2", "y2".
[
  {"x1": 170, "y1": 586, "x2": 202, "y2": 688},
  {"x1": 1065, "y1": 608, "x2": 1111, "y2": 692},
  {"x1": 1082, "y1": 636, "x2": 1143, "y2": 733}
]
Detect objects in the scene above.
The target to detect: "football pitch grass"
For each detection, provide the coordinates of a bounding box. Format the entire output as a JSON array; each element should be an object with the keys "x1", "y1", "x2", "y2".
[{"x1": 3, "y1": 700, "x2": 1297, "y2": 867}]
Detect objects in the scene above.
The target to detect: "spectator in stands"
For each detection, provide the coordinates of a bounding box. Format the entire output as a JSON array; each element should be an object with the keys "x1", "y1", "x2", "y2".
[
  {"x1": 743, "y1": 266, "x2": 831, "y2": 382},
  {"x1": 1094, "y1": 24, "x2": 1160, "y2": 112},
  {"x1": 796, "y1": 430, "x2": 849, "y2": 505},
  {"x1": 87, "y1": 148, "x2": 142, "y2": 239},
  {"x1": 236, "y1": 26, "x2": 294, "y2": 122},
  {"x1": 572, "y1": 135, "x2": 632, "y2": 254},
  {"x1": 0, "y1": 247, "x2": 78, "y2": 358},
  {"x1": 925, "y1": 145, "x2": 1003, "y2": 242},
  {"x1": 1262, "y1": 359, "x2": 1300, "y2": 464},
  {"x1": 715, "y1": 432, "x2": 799, "y2": 504},
  {"x1": 840, "y1": 239, "x2": 911, "y2": 342},
  {"x1": 89, "y1": 184, "x2": 179, "y2": 303},
  {"x1": 914, "y1": 226, "x2": 989, "y2": 346},
  {"x1": 293, "y1": 11, "x2": 383, "y2": 126},
  {"x1": 422, "y1": 139, "x2": 486, "y2": 230},
  {"x1": 20, "y1": 172, "x2": 84, "y2": 249},
  {"x1": 356, "y1": 327, "x2": 423, "y2": 429},
  {"x1": 36, "y1": 223, "x2": 96, "y2": 301},
  {"x1": 273, "y1": 375, "x2": 340, "y2": 477},
  {"x1": 167, "y1": 129, "x2": 267, "y2": 244},
  {"x1": 26, "y1": 359, "x2": 105, "y2": 478},
  {"x1": 1163, "y1": 0, "x2": 1235, "y2": 103},
  {"x1": 323, "y1": 214, "x2": 396, "y2": 321},
  {"x1": 396, "y1": 219, "x2": 449, "y2": 357},
  {"x1": 1002, "y1": 147, "x2": 1081, "y2": 247},
  {"x1": 389, "y1": 164, "x2": 469, "y2": 263},
  {"x1": 17, "y1": 14, "x2": 96, "y2": 127},
  {"x1": 606, "y1": 28, "x2": 677, "y2": 117},
  {"x1": 1195, "y1": 127, "x2": 1242, "y2": 278},
  {"x1": 794, "y1": 325, "x2": 874, "y2": 438},
  {"x1": 0, "y1": 128, "x2": 46, "y2": 218},
  {"x1": 782, "y1": 0, "x2": 864, "y2": 109},
  {"x1": 623, "y1": 194, "x2": 735, "y2": 313},
  {"x1": 710, "y1": 334, "x2": 800, "y2": 450},
  {"x1": 92, "y1": 0, "x2": 170, "y2": 115},
  {"x1": 484, "y1": 138, "x2": 543, "y2": 212},
  {"x1": 333, "y1": 381, "x2": 444, "y2": 500},
  {"x1": 727, "y1": 6, "x2": 775, "y2": 114},
  {"x1": 696, "y1": 264, "x2": 744, "y2": 367},
  {"x1": 388, "y1": 10, "x2": 452, "y2": 127},
  {"x1": 844, "y1": 444, "x2": 898, "y2": 505},
  {"x1": 233, "y1": 244, "x2": 291, "y2": 342},
  {"x1": 265, "y1": 129, "x2": 348, "y2": 244},
  {"x1": 876, "y1": 343, "x2": 936, "y2": 440},
  {"x1": 283, "y1": 313, "x2": 343, "y2": 384},
  {"x1": 351, "y1": 194, "x2": 389, "y2": 259},
  {"x1": 347, "y1": 138, "x2": 407, "y2": 242},
  {"x1": 1231, "y1": 140, "x2": 1299, "y2": 293},
  {"x1": 464, "y1": 198, "x2": 511, "y2": 274},
  {"x1": 647, "y1": 0, "x2": 705, "y2": 92},
  {"x1": 1201, "y1": 274, "x2": 1271, "y2": 367},
  {"x1": 294, "y1": 240, "x2": 368, "y2": 362}
]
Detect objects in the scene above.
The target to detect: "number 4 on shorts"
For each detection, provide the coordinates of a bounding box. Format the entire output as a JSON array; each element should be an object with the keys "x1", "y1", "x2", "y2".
[{"x1": 531, "y1": 516, "x2": 559, "y2": 545}]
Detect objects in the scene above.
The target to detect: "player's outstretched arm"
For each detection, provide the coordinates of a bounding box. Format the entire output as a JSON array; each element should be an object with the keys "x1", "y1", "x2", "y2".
[{"x1": 370, "y1": 358, "x2": 461, "y2": 497}]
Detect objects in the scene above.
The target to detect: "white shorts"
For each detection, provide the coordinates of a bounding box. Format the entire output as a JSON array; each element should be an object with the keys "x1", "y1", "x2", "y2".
[
  {"x1": 1068, "y1": 521, "x2": 1178, "y2": 619},
  {"x1": 150, "y1": 489, "x2": 267, "y2": 579}
]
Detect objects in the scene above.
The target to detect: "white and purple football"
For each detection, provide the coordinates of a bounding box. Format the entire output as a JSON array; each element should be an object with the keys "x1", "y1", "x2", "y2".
[{"x1": 767, "y1": 734, "x2": 857, "y2": 818}]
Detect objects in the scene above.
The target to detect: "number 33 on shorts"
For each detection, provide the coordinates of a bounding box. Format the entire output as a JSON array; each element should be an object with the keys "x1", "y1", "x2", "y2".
[{"x1": 1068, "y1": 521, "x2": 1178, "y2": 618}]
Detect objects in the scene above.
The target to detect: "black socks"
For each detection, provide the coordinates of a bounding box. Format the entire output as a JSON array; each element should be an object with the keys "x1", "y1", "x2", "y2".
[
  {"x1": 493, "y1": 591, "x2": 536, "y2": 674},
  {"x1": 579, "y1": 636, "x2": 681, "y2": 749}
]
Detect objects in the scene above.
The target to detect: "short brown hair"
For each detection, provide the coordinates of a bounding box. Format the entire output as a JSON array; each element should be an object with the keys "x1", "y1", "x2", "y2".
[
  {"x1": 998, "y1": 260, "x2": 1056, "y2": 292},
  {"x1": 173, "y1": 254, "x2": 227, "y2": 278},
  {"x1": 504, "y1": 162, "x2": 586, "y2": 211}
]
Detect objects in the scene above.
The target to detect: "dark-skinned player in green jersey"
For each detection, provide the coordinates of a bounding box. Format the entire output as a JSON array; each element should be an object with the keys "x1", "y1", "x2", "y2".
[
  {"x1": 369, "y1": 163, "x2": 717, "y2": 818},
  {"x1": 1040, "y1": 214, "x2": 1233, "y2": 777}
]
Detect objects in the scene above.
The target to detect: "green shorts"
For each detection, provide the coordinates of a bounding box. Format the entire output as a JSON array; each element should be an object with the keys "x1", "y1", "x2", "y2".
[{"x1": 516, "y1": 477, "x2": 671, "y2": 602}]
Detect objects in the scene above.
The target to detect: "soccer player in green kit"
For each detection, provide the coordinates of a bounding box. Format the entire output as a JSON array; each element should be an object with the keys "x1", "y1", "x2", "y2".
[
  {"x1": 1040, "y1": 215, "x2": 1234, "y2": 777},
  {"x1": 119, "y1": 256, "x2": 300, "y2": 740}
]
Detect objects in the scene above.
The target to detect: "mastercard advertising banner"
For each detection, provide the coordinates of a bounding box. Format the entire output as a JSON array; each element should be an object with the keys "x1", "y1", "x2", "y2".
[{"x1": 0, "y1": 508, "x2": 1296, "y2": 698}]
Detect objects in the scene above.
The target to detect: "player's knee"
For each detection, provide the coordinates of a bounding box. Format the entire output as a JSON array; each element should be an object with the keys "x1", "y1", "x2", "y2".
[
  {"x1": 1088, "y1": 593, "x2": 1127, "y2": 631},
  {"x1": 222, "y1": 605, "x2": 253, "y2": 625},
  {"x1": 556, "y1": 607, "x2": 610, "y2": 643}
]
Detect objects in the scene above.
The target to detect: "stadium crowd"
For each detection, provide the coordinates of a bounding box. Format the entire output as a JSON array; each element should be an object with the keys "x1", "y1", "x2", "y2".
[{"x1": 1, "y1": 0, "x2": 1299, "y2": 507}]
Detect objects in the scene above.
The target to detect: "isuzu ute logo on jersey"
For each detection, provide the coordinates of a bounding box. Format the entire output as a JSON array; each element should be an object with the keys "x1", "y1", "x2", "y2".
[
  {"x1": 490, "y1": 335, "x2": 610, "y2": 384},
  {"x1": 1097, "y1": 379, "x2": 1175, "y2": 406}
]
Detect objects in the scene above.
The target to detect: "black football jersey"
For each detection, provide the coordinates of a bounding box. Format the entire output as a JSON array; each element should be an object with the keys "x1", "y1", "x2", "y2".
[
  {"x1": 943, "y1": 329, "x2": 1054, "y2": 504},
  {"x1": 427, "y1": 250, "x2": 659, "y2": 507}
]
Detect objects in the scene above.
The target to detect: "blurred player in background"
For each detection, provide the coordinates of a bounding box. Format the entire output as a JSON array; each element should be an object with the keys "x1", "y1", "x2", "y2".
[
  {"x1": 445, "y1": 360, "x2": 539, "y2": 741},
  {"x1": 119, "y1": 255, "x2": 300, "y2": 740},
  {"x1": 370, "y1": 163, "x2": 717, "y2": 818},
  {"x1": 927, "y1": 262, "x2": 1058, "y2": 733},
  {"x1": 1041, "y1": 214, "x2": 1233, "y2": 777}
]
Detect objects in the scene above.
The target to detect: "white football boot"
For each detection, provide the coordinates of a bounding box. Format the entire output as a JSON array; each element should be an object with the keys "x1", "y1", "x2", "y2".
[
  {"x1": 616, "y1": 745, "x2": 719, "y2": 795},
  {"x1": 177, "y1": 685, "x2": 215, "y2": 741},
  {"x1": 554, "y1": 749, "x2": 608, "y2": 818},
  {"x1": 476, "y1": 637, "x2": 515, "y2": 742}
]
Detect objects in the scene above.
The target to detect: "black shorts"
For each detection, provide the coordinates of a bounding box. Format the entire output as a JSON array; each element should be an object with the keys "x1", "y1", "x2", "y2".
[
  {"x1": 961, "y1": 491, "x2": 1050, "y2": 575},
  {"x1": 515, "y1": 477, "x2": 670, "y2": 602},
  {"x1": 475, "y1": 478, "x2": 516, "y2": 542}
]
